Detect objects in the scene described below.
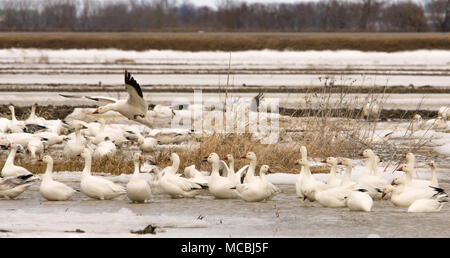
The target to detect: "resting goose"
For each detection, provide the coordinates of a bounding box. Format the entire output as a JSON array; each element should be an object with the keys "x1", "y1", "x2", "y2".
[
  {"x1": 7, "y1": 105, "x2": 25, "y2": 133},
  {"x1": 345, "y1": 189, "x2": 373, "y2": 212},
  {"x1": 0, "y1": 174, "x2": 36, "y2": 199},
  {"x1": 39, "y1": 155, "x2": 76, "y2": 201},
  {"x1": 93, "y1": 137, "x2": 117, "y2": 159},
  {"x1": 158, "y1": 153, "x2": 205, "y2": 198},
  {"x1": 357, "y1": 149, "x2": 388, "y2": 200},
  {"x1": 295, "y1": 146, "x2": 307, "y2": 199},
  {"x1": 235, "y1": 165, "x2": 277, "y2": 202},
  {"x1": 394, "y1": 153, "x2": 439, "y2": 188},
  {"x1": 408, "y1": 195, "x2": 448, "y2": 213},
  {"x1": 63, "y1": 123, "x2": 87, "y2": 158},
  {"x1": 91, "y1": 70, "x2": 153, "y2": 129},
  {"x1": 204, "y1": 153, "x2": 238, "y2": 199},
  {"x1": 183, "y1": 165, "x2": 209, "y2": 186},
  {"x1": 92, "y1": 119, "x2": 127, "y2": 146},
  {"x1": 1, "y1": 143, "x2": 34, "y2": 178},
  {"x1": 136, "y1": 134, "x2": 158, "y2": 153},
  {"x1": 383, "y1": 164, "x2": 447, "y2": 207},
  {"x1": 126, "y1": 153, "x2": 152, "y2": 203},
  {"x1": 337, "y1": 158, "x2": 356, "y2": 187},
  {"x1": 25, "y1": 102, "x2": 46, "y2": 125},
  {"x1": 79, "y1": 148, "x2": 126, "y2": 200},
  {"x1": 223, "y1": 154, "x2": 247, "y2": 185}
]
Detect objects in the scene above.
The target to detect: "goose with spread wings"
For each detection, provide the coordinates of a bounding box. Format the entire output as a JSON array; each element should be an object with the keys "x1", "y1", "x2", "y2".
[{"x1": 60, "y1": 70, "x2": 153, "y2": 128}]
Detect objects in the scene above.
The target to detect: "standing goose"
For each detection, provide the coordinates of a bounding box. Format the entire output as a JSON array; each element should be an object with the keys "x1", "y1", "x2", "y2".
[
  {"x1": 39, "y1": 155, "x2": 76, "y2": 201},
  {"x1": 158, "y1": 153, "x2": 205, "y2": 198},
  {"x1": 91, "y1": 70, "x2": 153, "y2": 128},
  {"x1": 79, "y1": 148, "x2": 126, "y2": 200},
  {"x1": 204, "y1": 153, "x2": 238, "y2": 199},
  {"x1": 295, "y1": 146, "x2": 307, "y2": 199},
  {"x1": 126, "y1": 153, "x2": 152, "y2": 203},
  {"x1": 1, "y1": 143, "x2": 34, "y2": 178}
]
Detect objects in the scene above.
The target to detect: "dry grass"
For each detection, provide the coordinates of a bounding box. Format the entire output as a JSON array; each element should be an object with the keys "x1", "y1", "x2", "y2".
[{"x1": 0, "y1": 32, "x2": 448, "y2": 52}]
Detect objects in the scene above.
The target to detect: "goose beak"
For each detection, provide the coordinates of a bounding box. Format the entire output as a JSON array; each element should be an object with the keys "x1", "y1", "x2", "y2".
[
  {"x1": 6, "y1": 143, "x2": 11, "y2": 147},
  {"x1": 303, "y1": 196, "x2": 307, "y2": 201},
  {"x1": 81, "y1": 125, "x2": 88, "y2": 129},
  {"x1": 294, "y1": 160, "x2": 299, "y2": 165},
  {"x1": 358, "y1": 152, "x2": 363, "y2": 156},
  {"x1": 381, "y1": 191, "x2": 386, "y2": 198},
  {"x1": 139, "y1": 155, "x2": 144, "y2": 161},
  {"x1": 37, "y1": 158, "x2": 43, "y2": 162},
  {"x1": 92, "y1": 109, "x2": 99, "y2": 114},
  {"x1": 202, "y1": 156, "x2": 208, "y2": 162},
  {"x1": 337, "y1": 161, "x2": 343, "y2": 165},
  {"x1": 240, "y1": 156, "x2": 246, "y2": 159},
  {"x1": 268, "y1": 168, "x2": 273, "y2": 173},
  {"x1": 321, "y1": 159, "x2": 327, "y2": 163},
  {"x1": 397, "y1": 166, "x2": 403, "y2": 171},
  {"x1": 223, "y1": 156, "x2": 228, "y2": 160},
  {"x1": 391, "y1": 179, "x2": 396, "y2": 185}
]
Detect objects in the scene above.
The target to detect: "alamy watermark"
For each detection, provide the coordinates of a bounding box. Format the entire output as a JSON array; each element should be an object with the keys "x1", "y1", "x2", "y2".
[{"x1": 169, "y1": 90, "x2": 280, "y2": 144}]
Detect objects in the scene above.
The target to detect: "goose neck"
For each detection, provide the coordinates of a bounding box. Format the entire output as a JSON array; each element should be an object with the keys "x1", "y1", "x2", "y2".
[
  {"x1": 82, "y1": 154, "x2": 92, "y2": 177},
  {"x1": 5, "y1": 147, "x2": 16, "y2": 165},
  {"x1": 133, "y1": 160, "x2": 140, "y2": 175},
  {"x1": 43, "y1": 160, "x2": 54, "y2": 180}
]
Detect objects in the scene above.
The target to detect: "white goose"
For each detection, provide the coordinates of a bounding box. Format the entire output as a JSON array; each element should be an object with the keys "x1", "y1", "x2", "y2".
[
  {"x1": 223, "y1": 154, "x2": 247, "y2": 185},
  {"x1": 25, "y1": 102, "x2": 46, "y2": 125},
  {"x1": 322, "y1": 157, "x2": 341, "y2": 187},
  {"x1": 1, "y1": 143, "x2": 34, "y2": 178},
  {"x1": 337, "y1": 158, "x2": 356, "y2": 187},
  {"x1": 345, "y1": 188, "x2": 373, "y2": 212},
  {"x1": 394, "y1": 153, "x2": 439, "y2": 188},
  {"x1": 63, "y1": 123, "x2": 87, "y2": 158},
  {"x1": 295, "y1": 146, "x2": 307, "y2": 199},
  {"x1": 158, "y1": 153, "x2": 205, "y2": 198},
  {"x1": 204, "y1": 153, "x2": 238, "y2": 199},
  {"x1": 126, "y1": 153, "x2": 152, "y2": 203},
  {"x1": 383, "y1": 164, "x2": 446, "y2": 207},
  {"x1": 240, "y1": 152, "x2": 259, "y2": 184},
  {"x1": 408, "y1": 195, "x2": 448, "y2": 213},
  {"x1": 93, "y1": 137, "x2": 117, "y2": 159},
  {"x1": 297, "y1": 155, "x2": 327, "y2": 202},
  {"x1": 91, "y1": 70, "x2": 154, "y2": 128},
  {"x1": 7, "y1": 105, "x2": 25, "y2": 133},
  {"x1": 39, "y1": 155, "x2": 76, "y2": 201},
  {"x1": 136, "y1": 134, "x2": 158, "y2": 153},
  {"x1": 80, "y1": 148, "x2": 126, "y2": 200},
  {"x1": 0, "y1": 174, "x2": 36, "y2": 199},
  {"x1": 235, "y1": 165, "x2": 277, "y2": 202},
  {"x1": 183, "y1": 165, "x2": 209, "y2": 186},
  {"x1": 357, "y1": 149, "x2": 388, "y2": 200}
]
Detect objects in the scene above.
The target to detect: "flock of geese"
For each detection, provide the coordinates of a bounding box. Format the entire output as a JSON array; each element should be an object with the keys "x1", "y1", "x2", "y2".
[{"x1": 0, "y1": 71, "x2": 448, "y2": 214}]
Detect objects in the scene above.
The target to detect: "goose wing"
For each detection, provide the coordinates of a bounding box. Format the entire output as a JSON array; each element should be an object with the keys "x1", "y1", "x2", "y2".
[
  {"x1": 84, "y1": 96, "x2": 118, "y2": 103},
  {"x1": 219, "y1": 160, "x2": 231, "y2": 177},
  {"x1": 124, "y1": 70, "x2": 147, "y2": 113}
]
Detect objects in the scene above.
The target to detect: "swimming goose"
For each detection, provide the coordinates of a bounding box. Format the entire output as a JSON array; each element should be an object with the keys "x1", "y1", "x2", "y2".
[
  {"x1": 240, "y1": 152, "x2": 259, "y2": 184},
  {"x1": 0, "y1": 174, "x2": 36, "y2": 199},
  {"x1": 159, "y1": 153, "x2": 205, "y2": 198},
  {"x1": 295, "y1": 146, "x2": 307, "y2": 199},
  {"x1": 1, "y1": 143, "x2": 34, "y2": 178},
  {"x1": 126, "y1": 153, "x2": 152, "y2": 203},
  {"x1": 345, "y1": 189, "x2": 373, "y2": 212},
  {"x1": 383, "y1": 164, "x2": 447, "y2": 207},
  {"x1": 39, "y1": 155, "x2": 76, "y2": 201},
  {"x1": 223, "y1": 154, "x2": 246, "y2": 185},
  {"x1": 183, "y1": 165, "x2": 209, "y2": 186},
  {"x1": 235, "y1": 165, "x2": 277, "y2": 202},
  {"x1": 79, "y1": 148, "x2": 126, "y2": 200},
  {"x1": 204, "y1": 153, "x2": 238, "y2": 199},
  {"x1": 297, "y1": 156, "x2": 327, "y2": 202},
  {"x1": 408, "y1": 194, "x2": 448, "y2": 213},
  {"x1": 357, "y1": 149, "x2": 388, "y2": 200},
  {"x1": 91, "y1": 70, "x2": 154, "y2": 129},
  {"x1": 322, "y1": 157, "x2": 341, "y2": 187}
]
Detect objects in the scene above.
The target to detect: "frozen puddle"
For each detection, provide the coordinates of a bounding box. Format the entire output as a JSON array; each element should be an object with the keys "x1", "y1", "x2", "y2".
[{"x1": 0, "y1": 167, "x2": 449, "y2": 238}]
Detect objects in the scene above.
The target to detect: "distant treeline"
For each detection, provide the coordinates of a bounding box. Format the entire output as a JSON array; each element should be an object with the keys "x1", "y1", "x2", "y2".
[{"x1": 0, "y1": 0, "x2": 448, "y2": 32}]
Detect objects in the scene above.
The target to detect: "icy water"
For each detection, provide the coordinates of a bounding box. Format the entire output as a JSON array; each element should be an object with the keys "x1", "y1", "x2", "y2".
[{"x1": 1, "y1": 173, "x2": 448, "y2": 238}]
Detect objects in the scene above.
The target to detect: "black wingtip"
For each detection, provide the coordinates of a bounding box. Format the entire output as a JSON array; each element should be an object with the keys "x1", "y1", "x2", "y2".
[{"x1": 124, "y1": 70, "x2": 143, "y2": 98}]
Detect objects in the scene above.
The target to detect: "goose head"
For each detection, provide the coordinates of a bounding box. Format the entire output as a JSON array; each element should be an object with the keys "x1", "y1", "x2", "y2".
[
  {"x1": 40, "y1": 155, "x2": 53, "y2": 164},
  {"x1": 259, "y1": 165, "x2": 272, "y2": 175},
  {"x1": 8, "y1": 105, "x2": 14, "y2": 113},
  {"x1": 396, "y1": 163, "x2": 411, "y2": 173},
  {"x1": 241, "y1": 151, "x2": 256, "y2": 161},
  {"x1": 204, "y1": 153, "x2": 220, "y2": 164},
  {"x1": 338, "y1": 158, "x2": 353, "y2": 167},
  {"x1": 169, "y1": 153, "x2": 180, "y2": 164},
  {"x1": 322, "y1": 157, "x2": 337, "y2": 166},
  {"x1": 134, "y1": 153, "x2": 144, "y2": 163},
  {"x1": 80, "y1": 148, "x2": 93, "y2": 159},
  {"x1": 295, "y1": 157, "x2": 309, "y2": 168},
  {"x1": 359, "y1": 149, "x2": 375, "y2": 158},
  {"x1": 223, "y1": 154, "x2": 234, "y2": 162},
  {"x1": 413, "y1": 114, "x2": 422, "y2": 122},
  {"x1": 8, "y1": 143, "x2": 24, "y2": 153},
  {"x1": 429, "y1": 160, "x2": 435, "y2": 168}
]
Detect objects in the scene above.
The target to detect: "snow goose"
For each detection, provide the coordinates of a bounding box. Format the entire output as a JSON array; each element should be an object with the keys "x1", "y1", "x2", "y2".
[
  {"x1": 362, "y1": 101, "x2": 379, "y2": 120},
  {"x1": 137, "y1": 134, "x2": 158, "y2": 153},
  {"x1": 296, "y1": 156, "x2": 327, "y2": 202},
  {"x1": 223, "y1": 154, "x2": 245, "y2": 185},
  {"x1": 345, "y1": 189, "x2": 373, "y2": 212},
  {"x1": 204, "y1": 153, "x2": 238, "y2": 199},
  {"x1": 0, "y1": 174, "x2": 36, "y2": 199},
  {"x1": 1, "y1": 143, "x2": 34, "y2": 178},
  {"x1": 183, "y1": 165, "x2": 209, "y2": 186},
  {"x1": 35, "y1": 131, "x2": 65, "y2": 147},
  {"x1": 337, "y1": 158, "x2": 356, "y2": 187},
  {"x1": 25, "y1": 102, "x2": 46, "y2": 125},
  {"x1": 92, "y1": 119, "x2": 127, "y2": 146},
  {"x1": 38, "y1": 155, "x2": 76, "y2": 201},
  {"x1": 0, "y1": 118, "x2": 9, "y2": 133},
  {"x1": 235, "y1": 165, "x2": 277, "y2": 202},
  {"x1": 27, "y1": 137, "x2": 47, "y2": 162},
  {"x1": 393, "y1": 153, "x2": 439, "y2": 188},
  {"x1": 93, "y1": 137, "x2": 117, "y2": 159},
  {"x1": 438, "y1": 106, "x2": 449, "y2": 120},
  {"x1": 126, "y1": 153, "x2": 152, "y2": 203},
  {"x1": 7, "y1": 105, "x2": 25, "y2": 133},
  {"x1": 295, "y1": 146, "x2": 307, "y2": 199},
  {"x1": 79, "y1": 148, "x2": 126, "y2": 200},
  {"x1": 408, "y1": 194, "x2": 448, "y2": 213},
  {"x1": 158, "y1": 153, "x2": 205, "y2": 198},
  {"x1": 63, "y1": 123, "x2": 87, "y2": 158},
  {"x1": 240, "y1": 152, "x2": 259, "y2": 184},
  {"x1": 91, "y1": 70, "x2": 154, "y2": 129},
  {"x1": 322, "y1": 157, "x2": 341, "y2": 187},
  {"x1": 357, "y1": 149, "x2": 388, "y2": 200},
  {"x1": 383, "y1": 164, "x2": 447, "y2": 207}
]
